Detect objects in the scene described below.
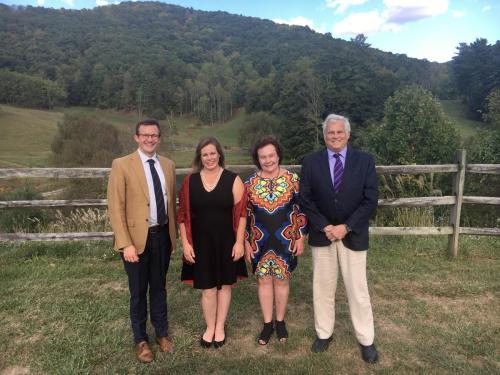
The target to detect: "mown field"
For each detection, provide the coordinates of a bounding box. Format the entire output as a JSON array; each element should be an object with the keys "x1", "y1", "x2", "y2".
[
  {"x1": 0, "y1": 236, "x2": 498, "y2": 374},
  {"x1": 0, "y1": 105, "x2": 251, "y2": 169},
  {"x1": 440, "y1": 100, "x2": 486, "y2": 141}
]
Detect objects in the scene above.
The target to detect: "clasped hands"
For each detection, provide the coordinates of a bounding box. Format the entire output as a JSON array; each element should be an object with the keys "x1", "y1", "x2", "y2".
[{"x1": 323, "y1": 224, "x2": 348, "y2": 242}]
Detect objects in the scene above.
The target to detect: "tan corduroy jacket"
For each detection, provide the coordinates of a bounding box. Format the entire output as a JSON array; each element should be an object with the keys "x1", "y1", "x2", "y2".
[{"x1": 107, "y1": 151, "x2": 177, "y2": 254}]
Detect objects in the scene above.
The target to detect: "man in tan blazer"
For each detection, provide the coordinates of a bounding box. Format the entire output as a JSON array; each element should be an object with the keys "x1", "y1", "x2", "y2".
[{"x1": 107, "y1": 119, "x2": 177, "y2": 363}]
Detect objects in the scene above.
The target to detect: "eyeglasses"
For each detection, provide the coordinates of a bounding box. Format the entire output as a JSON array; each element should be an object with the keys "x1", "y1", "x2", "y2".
[{"x1": 138, "y1": 133, "x2": 160, "y2": 140}]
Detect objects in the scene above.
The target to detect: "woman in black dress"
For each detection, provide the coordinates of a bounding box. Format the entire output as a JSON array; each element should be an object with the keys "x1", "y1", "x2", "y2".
[{"x1": 178, "y1": 137, "x2": 247, "y2": 349}]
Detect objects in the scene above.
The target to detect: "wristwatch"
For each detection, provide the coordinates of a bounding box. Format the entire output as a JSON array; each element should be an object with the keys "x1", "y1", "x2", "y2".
[{"x1": 344, "y1": 224, "x2": 352, "y2": 233}]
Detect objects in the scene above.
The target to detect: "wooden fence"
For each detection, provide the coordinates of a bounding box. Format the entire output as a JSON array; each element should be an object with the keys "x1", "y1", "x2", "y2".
[{"x1": 1, "y1": 150, "x2": 499, "y2": 257}]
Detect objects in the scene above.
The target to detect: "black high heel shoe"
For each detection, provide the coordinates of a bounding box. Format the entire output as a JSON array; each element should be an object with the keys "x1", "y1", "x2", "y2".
[
  {"x1": 258, "y1": 321, "x2": 274, "y2": 345},
  {"x1": 275, "y1": 320, "x2": 288, "y2": 343},
  {"x1": 200, "y1": 335, "x2": 213, "y2": 348}
]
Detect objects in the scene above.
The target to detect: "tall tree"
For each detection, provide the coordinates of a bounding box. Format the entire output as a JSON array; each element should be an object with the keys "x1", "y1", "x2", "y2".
[{"x1": 452, "y1": 39, "x2": 500, "y2": 118}]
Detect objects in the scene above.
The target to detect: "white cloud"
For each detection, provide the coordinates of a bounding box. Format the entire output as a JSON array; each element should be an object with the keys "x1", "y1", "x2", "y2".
[
  {"x1": 332, "y1": 0, "x2": 450, "y2": 36},
  {"x1": 273, "y1": 16, "x2": 315, "y2": 28},
  {"x1": 37, "y1": 0, "x2": 45, "y2": 5},
  {"x1": 63, "y1": 0, "x2": 75, "y2": 6},
  {"x1": 383, "y1": 0, "x2": 449, "y2": 24},
  {"x1": 452, "y1": 10, "x2": 465, "y2": 18},
  {"x1": 273, "y1": 16, "x2": 328, "y2": 33},
  {"x1": 482, "y1": 5, "x2": 491, "y2": 12},
  {"x1": 96, "y1": 0, "x2": 109, "y2": 5},
  {"x1": 333, "y1": 10, "x2": 400, "y2": 35},
  {"x1": 325, "y1": 0, "x2": 368, "y2": 14}
]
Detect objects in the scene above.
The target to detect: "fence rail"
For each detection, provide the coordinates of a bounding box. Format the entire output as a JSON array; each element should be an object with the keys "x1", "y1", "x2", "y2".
[{"x1": 1, "y1": 150, "x2": 499, "y2": 256}]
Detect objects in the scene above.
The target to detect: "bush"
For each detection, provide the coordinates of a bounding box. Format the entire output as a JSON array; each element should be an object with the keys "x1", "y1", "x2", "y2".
[
  {"x1": 51, "y1": 114, "x2": 123, "y2": 167},
  {"x1": 150, "y1": 108, "x2": 167, "y2": 120}
]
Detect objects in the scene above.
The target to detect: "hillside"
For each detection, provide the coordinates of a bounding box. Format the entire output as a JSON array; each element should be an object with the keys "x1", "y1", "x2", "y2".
[{"x1": 0, "y1": 1, "x2": 450, "y2": 126}]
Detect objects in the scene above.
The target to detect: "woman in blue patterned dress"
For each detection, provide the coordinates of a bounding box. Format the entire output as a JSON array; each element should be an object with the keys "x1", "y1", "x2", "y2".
[{"x1": 244, "y1": 136, "x2": 307, "y2": 345}]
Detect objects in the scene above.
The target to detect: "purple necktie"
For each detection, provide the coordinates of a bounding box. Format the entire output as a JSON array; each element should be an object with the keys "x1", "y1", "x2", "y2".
[
  {"x1": 147, "y1": 159, "x2": 167, "y2": 225},
  {"x1": 333, "y1": 154, "x2": 343, "y2": 193}
]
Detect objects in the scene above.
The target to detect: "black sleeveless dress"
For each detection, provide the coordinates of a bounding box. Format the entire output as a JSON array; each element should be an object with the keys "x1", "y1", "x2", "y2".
[{"x1": 181, "y1": 169, "x2": 248, "y2": 289}]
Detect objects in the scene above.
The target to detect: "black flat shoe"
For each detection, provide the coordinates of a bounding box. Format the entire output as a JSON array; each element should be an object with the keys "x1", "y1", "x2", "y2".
[
  {"x1": 213, "y1": 338, "x2": 225, "y2": 349},
  {"x1": 258, "y1": 321, "x2": 274, "y2": 345},
  {"x1": 275, "y1": 320, "x2": 288, "y2": 343},
  {"x1": 359, "y1": 343, "x2": 379, "y2": 364},
  {"x1": 200, "y1": 336, "x2": 213, "y2": 348},
  {"x1": 311, "y1": 337, "x2": 332, "y2": 353}
]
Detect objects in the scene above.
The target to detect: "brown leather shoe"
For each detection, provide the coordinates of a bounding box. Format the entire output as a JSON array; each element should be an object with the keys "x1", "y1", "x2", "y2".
[
  {"x1": 135, "y1": 341, "x2": 154, "y2": 363},
  {"x1": 156, "y1": 336, "x2": 173, "y2": 353}
]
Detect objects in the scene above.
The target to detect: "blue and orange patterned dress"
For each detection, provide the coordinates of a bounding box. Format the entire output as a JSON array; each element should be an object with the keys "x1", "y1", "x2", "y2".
[{"x1": 245, "y1": 170, "x2": 307, "y2": 280}]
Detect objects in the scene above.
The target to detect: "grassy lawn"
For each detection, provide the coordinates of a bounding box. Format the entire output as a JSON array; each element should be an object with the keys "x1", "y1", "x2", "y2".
[
  {"x1": 440, "y1": 100, "x2": 485, "y2": 141},
  {"x1": 0, "y1": 236, "x2": 498, "y2": 374},
  {"x1": 0, "y1": 105, "x2": 63, "y2": 167}
]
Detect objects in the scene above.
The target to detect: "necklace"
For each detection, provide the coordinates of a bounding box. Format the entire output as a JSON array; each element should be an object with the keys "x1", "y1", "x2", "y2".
[{"x1": 200, "y1": 167, "x2": 223, "y2": 192}]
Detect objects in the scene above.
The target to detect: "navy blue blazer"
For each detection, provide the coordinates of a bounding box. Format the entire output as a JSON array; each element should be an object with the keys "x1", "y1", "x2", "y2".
[{"x1": 299, "y1": 146, "x2": 378, "y2": 250}]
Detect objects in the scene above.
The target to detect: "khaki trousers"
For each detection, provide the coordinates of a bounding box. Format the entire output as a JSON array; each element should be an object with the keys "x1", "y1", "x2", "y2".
[{"x1": 311, "y1": 241, "x2": 374, "y2": 345}]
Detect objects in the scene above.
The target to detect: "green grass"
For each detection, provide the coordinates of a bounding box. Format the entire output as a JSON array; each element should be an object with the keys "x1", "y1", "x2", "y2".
[
  {"x1": 0, "y1": 236, "x2": 498, "y2": 374},
  {"x1": 440, "y1": 100, "x2": 485, "y2": 141},
  {"x1": 0, "y1": 105, "x2": 63, "y2": 167}
]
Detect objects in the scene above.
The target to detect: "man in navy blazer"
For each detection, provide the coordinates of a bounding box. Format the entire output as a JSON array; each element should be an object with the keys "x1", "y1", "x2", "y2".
[{"x1": 300, "y1": 114, "x2": 379, "y2": 363}]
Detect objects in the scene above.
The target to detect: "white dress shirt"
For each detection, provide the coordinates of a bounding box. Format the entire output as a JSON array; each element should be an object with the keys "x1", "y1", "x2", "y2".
[{"x1": 137, "y1": 149, "x2": 168, "y2": 227}]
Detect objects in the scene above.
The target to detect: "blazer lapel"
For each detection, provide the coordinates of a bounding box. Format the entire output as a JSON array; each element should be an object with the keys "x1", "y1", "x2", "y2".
[
  {"x1": 130, "y1": 152, "x2": 150, "y2": 200},
  {"x1": 158, "y1": 157, "x2": 171, "y2": 203},
  {"x1": 339, "y1": 146, "x2": 355, "y2": 193},
  {"x1": 320, "y1": 148, "x2": 335, "y2": 194}
]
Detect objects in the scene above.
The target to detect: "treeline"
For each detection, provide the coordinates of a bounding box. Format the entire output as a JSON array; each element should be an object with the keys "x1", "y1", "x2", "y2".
[
  {"x1": 0, "y1": 70, "x2": 66, "y2": 109},
  {"x1": 451, "y1": 38, "x2": 500, "y2": 120},
  {"x1": 0, "y1": 1, "x2": 449, "y2": 124}
]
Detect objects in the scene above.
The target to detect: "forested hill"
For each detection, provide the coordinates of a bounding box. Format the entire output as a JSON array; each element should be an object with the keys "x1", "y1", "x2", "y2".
[{"x1": 0, "y1": 1, "x2": 450, "y2": 126}]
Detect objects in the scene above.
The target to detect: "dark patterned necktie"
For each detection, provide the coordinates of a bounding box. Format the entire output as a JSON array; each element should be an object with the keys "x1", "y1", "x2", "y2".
[
  {"x1": 147, "y1": 159, "x2": 167, "y2": 225},
  {"x1": 333, "y1": 154, "x2": 344, "y2": 193}
]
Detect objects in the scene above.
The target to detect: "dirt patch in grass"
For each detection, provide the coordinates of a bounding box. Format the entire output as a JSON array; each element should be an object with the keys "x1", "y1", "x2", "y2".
[
  {"x1": 97, "y1": 281, "x2": 128, "y2": 293},
  {"x1": 0, "y1": 366, "x2": 30, "y2": 375},
  {"x1": 378, "y1": 318, "x2": 413, "y2": 344}
]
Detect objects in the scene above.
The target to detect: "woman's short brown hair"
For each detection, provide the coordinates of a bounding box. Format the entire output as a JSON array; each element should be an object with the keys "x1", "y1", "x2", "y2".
[
  {"x1": 251, "y1": 135, "x2": 283, "y2": 169},
  {"x1": 192, "y1": 136, "x2": 226, "y2": 172}
]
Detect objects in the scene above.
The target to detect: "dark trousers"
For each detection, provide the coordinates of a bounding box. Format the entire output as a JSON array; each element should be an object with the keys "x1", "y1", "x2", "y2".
[{"x1": 122, "y1": 226, "x2": 172, "y2": 343}]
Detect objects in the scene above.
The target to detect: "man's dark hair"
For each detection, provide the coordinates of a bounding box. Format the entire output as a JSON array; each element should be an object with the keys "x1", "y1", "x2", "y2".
[
  {"x1": 135, "y1": 119, "x2": 161, "y2": 136},
  {"x1": 251, "y1": 135, "x2": 283, "y2": 169}
]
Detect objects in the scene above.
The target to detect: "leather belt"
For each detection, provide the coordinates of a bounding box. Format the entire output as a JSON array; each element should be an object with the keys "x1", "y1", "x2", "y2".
[{"x1": 148, "y1": 224, "x2": 168, "y2": 234}]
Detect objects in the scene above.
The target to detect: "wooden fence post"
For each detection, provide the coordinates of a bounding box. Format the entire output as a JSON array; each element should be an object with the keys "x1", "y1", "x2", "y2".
[{"x1": 448, "y1": 149, "x2": 466, "y2": 257}]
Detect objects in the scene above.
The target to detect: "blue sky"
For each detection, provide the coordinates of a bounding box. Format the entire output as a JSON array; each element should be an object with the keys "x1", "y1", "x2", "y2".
[{"x1": 2, "y1": 0, "x2": 499, "y2": 62}]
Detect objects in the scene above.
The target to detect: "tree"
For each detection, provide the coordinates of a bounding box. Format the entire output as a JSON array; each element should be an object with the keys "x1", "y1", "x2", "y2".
[
  {"x1": 452, "y1": 39, "x2": 500, "y2": 118},
  {"x1": 350, "y1": 34, "x2": 371, "y2": 48},
  {"x1": 369, "y1": 85, "x2": 460, "y2": 165},
  {"x1": 0, "y1": 70, "x2": 66, "y2": 109}
]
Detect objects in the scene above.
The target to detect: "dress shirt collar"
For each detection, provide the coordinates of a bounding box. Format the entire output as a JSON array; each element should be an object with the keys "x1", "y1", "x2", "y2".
[
  {"x1": 327, "y1": 146, "x2": 347, "y2": 161},
  {"x1": 137, "y1": 148, "x2": 159, "y2": 164}
]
